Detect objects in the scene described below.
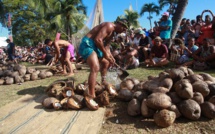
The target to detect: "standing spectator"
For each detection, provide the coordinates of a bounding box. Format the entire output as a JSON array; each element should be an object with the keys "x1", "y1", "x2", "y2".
[
  {"x1": 145, "y1": 36, "x2": 169, "y2": 67},
  {"x1": 6, "y1": 39, "x2": 17, "y2": 63},
  {"x1": 158, "y1": 12, "x2": 172, "y2": 47}
]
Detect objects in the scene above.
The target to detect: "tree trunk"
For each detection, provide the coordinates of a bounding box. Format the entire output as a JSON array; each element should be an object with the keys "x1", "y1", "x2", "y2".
[{"x1": 171, "y1": 0, "x2": 188, "y2": 39}]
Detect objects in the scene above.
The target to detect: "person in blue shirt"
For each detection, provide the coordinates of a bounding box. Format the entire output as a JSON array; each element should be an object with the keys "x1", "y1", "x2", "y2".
[
  {"x1": 158, "y1": 12, "x2": 172, "y2": 44},
  {"x1": 6, "y1": 39, "x2": 17, "y2": 63}
]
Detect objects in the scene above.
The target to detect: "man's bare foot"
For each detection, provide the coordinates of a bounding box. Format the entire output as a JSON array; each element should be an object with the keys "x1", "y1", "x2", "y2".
[{"x1": 67, "y1": 73, "x2": 74, "y2": 76}]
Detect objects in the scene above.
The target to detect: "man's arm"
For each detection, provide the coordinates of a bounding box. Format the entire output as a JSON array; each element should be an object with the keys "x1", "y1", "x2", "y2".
[{"x1": 53, "y1": 41, "x2": 60, "y2": 62}]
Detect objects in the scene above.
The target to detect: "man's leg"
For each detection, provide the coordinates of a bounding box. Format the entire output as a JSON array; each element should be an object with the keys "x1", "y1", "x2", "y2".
[
  {"x1": 60, "y1": 56, "x2": 67, "y2": 74},
  {"x1": 99, "y1": 58, "x2": 110, "y2": 83},
  {"x1": 65, "y1": 51, "x2": 74, "y2": 76},
  {"x1": 87, "y1": 51, "x2": 100, "y2": 98}
]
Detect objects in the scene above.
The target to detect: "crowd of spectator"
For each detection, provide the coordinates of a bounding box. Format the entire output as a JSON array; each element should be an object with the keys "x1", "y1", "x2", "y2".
[{"x1": 1, "y1": 9, "x2": 215, "y2": 72}]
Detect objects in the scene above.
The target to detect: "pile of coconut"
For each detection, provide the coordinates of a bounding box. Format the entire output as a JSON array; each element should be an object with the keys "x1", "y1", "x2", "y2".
[
  {"x1": 0, "y1": 63, "x2": 54, "y2": 85},
  {"x1": 116, "y1": 66, "x2": 215, "y2": 128},
  {"x1": 42, "y1": 79, "x2": 118, "y2": 111}
]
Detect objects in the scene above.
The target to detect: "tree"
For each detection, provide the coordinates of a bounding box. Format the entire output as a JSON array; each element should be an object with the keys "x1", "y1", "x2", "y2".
[
  {"x1": 123, "y1": 9, "x2": 140, "y2": 28},
  {"x1": 140, "y1": 3, "x2": 160, "y2": 29},
  {"x1": 47, "y1": 0, "x2": 87, "y2": 40},
  {"x1": 171, "y1": 0, "x2": 188, "y2": 38},
  {"x1": 159, "y1": 0, "x2": 178, "y2": 16}
]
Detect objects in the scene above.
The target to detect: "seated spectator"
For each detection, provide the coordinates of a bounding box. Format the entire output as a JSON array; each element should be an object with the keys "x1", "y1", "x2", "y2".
[
  {"x1": 138, "y1": 30, "x2": 152, "y2": 62},
  {"x1": 118, "y1": 43, "x2": 139, "y2": 70},
  {"x1": 171, "y1": 38, "x2": 198, "y2": 66},
  {"x1": 145, "y1": 36, "x2": 169, "y2": 67},
  {"x1": 192, "y1": 38, "x2": 215, "y2": 70}
]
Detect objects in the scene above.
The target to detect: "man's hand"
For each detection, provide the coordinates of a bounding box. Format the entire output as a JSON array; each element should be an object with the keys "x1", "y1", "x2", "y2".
[{"x1": 104, "y1": 52, "x2": 115, "y2": 64}]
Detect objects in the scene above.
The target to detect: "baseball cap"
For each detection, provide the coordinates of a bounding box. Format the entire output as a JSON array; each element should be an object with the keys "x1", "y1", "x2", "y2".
[
  {"x1": 139, "y1": 30, "x2": 145, "y2": 35},
  {"x1": 162, "y1": 12, "x2": 169, "y2": 17}
]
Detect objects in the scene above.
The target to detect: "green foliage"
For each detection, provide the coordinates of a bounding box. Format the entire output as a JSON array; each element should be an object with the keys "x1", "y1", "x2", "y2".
[{"x1": 0, "y1": 0, "x2": 87, "y2": 46}]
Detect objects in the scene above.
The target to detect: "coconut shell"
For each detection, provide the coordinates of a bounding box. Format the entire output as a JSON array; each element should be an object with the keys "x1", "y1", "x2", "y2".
[
  {"x1": 95, "y1": 91, "x2": 110, "y2": 106},
  {"x1": 132, "y1": 91, "x2": 148, "y2": 102},
  {"x1": 104, "y1": 83, "x2": 118, "y2": 96},
  {"x1": 200, "y1": 102, "x2": 215, "y2": 119},
  {"x1": 185, "y1": 74, "x2": 203, "y2": 84},
  {"x1": 46, "y1": 71, "x2": 53, "y2": 77},
  {"x1": 62, "y1": 87, "x2": 75, "y2": 98},
  {"x1": 187, "y1": 68, "x2": 194, "y2": 75},
  {"x1": 67, "y1": 96, "x2": 83, "y2": 110},
  {"x1": 167, "y1": 92, "x2": 182, "y2": 104},
  {"x1": 10, "y1": 71, "x2": 19, "y2": 78},
  {"x1": 154, "y1": 109, "x2": 176, "y2": 128},
  {"x1": 158, "y1": 78, "x2": 173, "y2": 90},
  {"x1": 18, "y1": 67, "x2": 27, "y2": 77},
  {"x1": 127, "y1": 98, "x2": 141, "y2": 116},
  {"x1": 178, "y1": 99, "x2": 201, "y2": 120},
  {"x1": 14, "y1": 75, "x2": 24, "y2": 83},
  {"x1": 42, "y1": 97, "x2": 60, "y2": 109},
  {"x1": 75, "y1": 83, "x2": 87, "y2": 95},
  {"x1": 26, "y1": 67, "x2": 36, "y2": 74},
  {"x1": 178, "y1": 66, "x2": 189, "y2": 76},
  {"x1": 60, "y1": 98, "x2": 69, "y2": 109},
  {"x1": 192, "y1": 81, "x2": 210, "y2": 97},
  {"x1": 169, "y1": 68, "x2": 185, "y2": 82},
  {"x1": 13, "y1": 64, "x2": 22, "y2": 71},
  {"x1": 205, "y1": 83, "x2": 215, "y2": 101},
  {"x1": 174, "y1": 79, "x2": 193, "y2": 99},
  {"x1": 84, "y1": 96, "x2": 99, "y2": 110},
  {"x1": 45, "y1": 81, "x2": 67, "y2": 99},
  {"x1": 141, "y1": 99, "x2": 155, "y2": 118},
  {"x1": 146, "y1": 93, "x2": 172, "y2": 110},
  {"x1": 199, "y1": 73, "x2": 215, "y2": 82}
]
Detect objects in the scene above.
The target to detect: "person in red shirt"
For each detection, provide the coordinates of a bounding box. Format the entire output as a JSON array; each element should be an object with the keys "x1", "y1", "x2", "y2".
[{"x1": 145, "y1": 36, "x2": 169, "y2": 67}]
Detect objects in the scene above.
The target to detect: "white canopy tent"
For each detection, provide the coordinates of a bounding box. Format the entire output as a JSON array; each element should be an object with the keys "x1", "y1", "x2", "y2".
[{"x1": 0, "y1": 37, "x2": 8, "y2": 47}]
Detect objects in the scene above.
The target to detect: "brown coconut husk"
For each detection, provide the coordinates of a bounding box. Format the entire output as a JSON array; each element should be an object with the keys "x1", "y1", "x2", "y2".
[
  {"x1": 85, "y1": 95, "x2": 99, "y2": 111},
  {"x1": 62, "y1": 87, "x2": 75, "y2": 98},
  {"x1": 45, "y1": 81, "x2": 67, "y2": 100}
]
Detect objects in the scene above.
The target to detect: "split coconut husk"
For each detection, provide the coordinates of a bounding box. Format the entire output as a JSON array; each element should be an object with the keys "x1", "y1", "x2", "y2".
[
  {"x1": 62, "y1": 87, "x2": 75, "y2": 98},
  {"x1": 67, "y1": 96, "x2": 83, "y2": 110},
  {"x1": 85, "y1": 96, "x2": 99, "y2": 110},
  {"x1": 95, "y1": 91, "x2": 110, "y2": 106},
  {"x1": 45, "y1": 81, "x2": 67, "y2": 99},
  {"x1": 42, "y1": 97, "x2": 61, "y2": 110}
]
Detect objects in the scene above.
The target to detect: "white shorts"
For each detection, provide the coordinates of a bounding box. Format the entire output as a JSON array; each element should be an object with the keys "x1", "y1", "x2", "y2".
[{"x1": 152, "y1": 57, "x2": 163, "y2": 63}]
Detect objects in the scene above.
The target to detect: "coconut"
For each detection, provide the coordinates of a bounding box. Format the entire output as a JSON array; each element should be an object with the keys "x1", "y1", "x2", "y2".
[
  {"x1": 42, "y1": 97, "x2": 60, "y2": 109},
  {"x1": 5, "y1": 77, "x2": 14, "y2": 85},
  {"x1": 35, "y1": 70, "x2": 40, "y2": 75},
  {"x1": 167, "y1": 105, "x2": 181, "y2": 118},
  {"x1": 13, "y1": 64, "x2": 22, "y2": 71},
  {"x1": 169, "y1": 68, "x2": 185, "y2": 82},
  {"x1": 205, "y1": 83, "x2": 215, "y2": 100},
  {"x1": 38, "y1": 72, "x2": 46, "y2": 79},
  {"x1": 167, "y1": 92, "x2": 182, "y2": 104},
  {"x1": 129, "y1": 78, "x2": 140, "y2": 85},
  {"x1": 146, "y1": 93, "x2": 172, "y2": 110},
  {"x1": 141, "y1": 99, "x2": 155, "y2": 118},
  {"x1": 151, "y1": 87, "x2": 170, "y2": 93},
  {"x1": 31, "y1": 72, "x2": 38, "y2": 81},
  {"x1": 60, "y1": 98, "x2": 69, "y2": 109},
  {"x1": 192, "y1": 92, "x2": 204, "y2": 104},
  {"x1": 0, "y1": 79, "x2": 4, "y2": 85},
  {"x1": 4, "y1": 70, "x2": 12, "y2": 77},
  {"x1": 184, "y1": 74, "x2": 203, "y2": 84},
  {"x1": 84, "y1": 96, "x2": 99, "y2": 110},
  {"x1": 132, "y1": 91, "x2": 148, "y2": 102},
  {"x1": 200, "y1": 102, "x2": 215, "y2": 119},
  {"x1": 158, "y1": 78, "x2": 173, "y2": 89},
  {"x1": 158, "y1": 71, "x2": 170, "y2": 79},
  {"x1": 187, "y1": 68, "x2": 194, "y2": 75},
  {"x1": 199, "y1": 73, "x2": 215, "y2": 82},
  {"x1": 45, "y1": 71, "x2": 53, "y2": 77},
  {"x1": 192, "y1": 81, "x2": 210, "y2": 97},
  {"x1": 95, "y1": 91, "x2": 110, "y2": 106},
  {"x1": 209, "y1": 96, "x2": 215, "y2": 105},
  {"x1": 103, "y1": 82, "x2": 118, "y2": 96},
  {"x1": 95, "y1": 83, "x2": 105, "y2": 96},
  {"x1": 117, "y1": 88, "x2": 133, "y2": 102},
  {"x1": 10, "y1": 71, "x2": 19, "y2": 78},
  {"x1": 18, "y1": 67, "x2": 27, "y2": 77},
  {"x1": 174, "y1": 79, "x2": 193, "y2": 99},
  {"x1": 23, "y1": 74, "x2": 31, "y2": 81},
  {"x1": 178, "y1": 66, "x2": 189, "y2": 76},
  {"x1": 120, "y1": 79, "x2": 135, "y2": 90},
  {"x1": 133, "y1": 82, "x2": 144, "y2": 91},
  {"x1": 154, "y1": 109, "x2": 176, "y2": 128},
  {"x1": 26, "y1": 67, "x2": 36, "y2": 74},
  {"x1": 62, "y1": 87, "x2": 75, "y2": 98},
  {"x1": 14, "y1": 75, "x2": 24, "y2": 84},
  {"x1": 178, "y1": 99, "x2": 201, "y2": 120},
  {"x1": 127, "y1": 98, "x2": 141, "y2": 116}
]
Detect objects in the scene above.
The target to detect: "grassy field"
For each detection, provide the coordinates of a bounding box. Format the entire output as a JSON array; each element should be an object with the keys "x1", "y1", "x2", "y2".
[{"x1": 1, "y1": 62, "x2": 215, "y2": 133}]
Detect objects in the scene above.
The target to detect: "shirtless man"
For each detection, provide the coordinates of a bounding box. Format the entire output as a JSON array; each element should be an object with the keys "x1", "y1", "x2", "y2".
[
  {"x1": 78, "y1": 18, "x2": 129, "y2": 99},
  {"x1": 44, "y1": 39, "x2": 75, "y2": 76}
]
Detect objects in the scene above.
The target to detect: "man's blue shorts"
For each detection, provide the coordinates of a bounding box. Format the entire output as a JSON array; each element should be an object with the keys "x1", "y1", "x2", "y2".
[{"x1": 78, "y1": 36, "x2": 103, "y2": 60}]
